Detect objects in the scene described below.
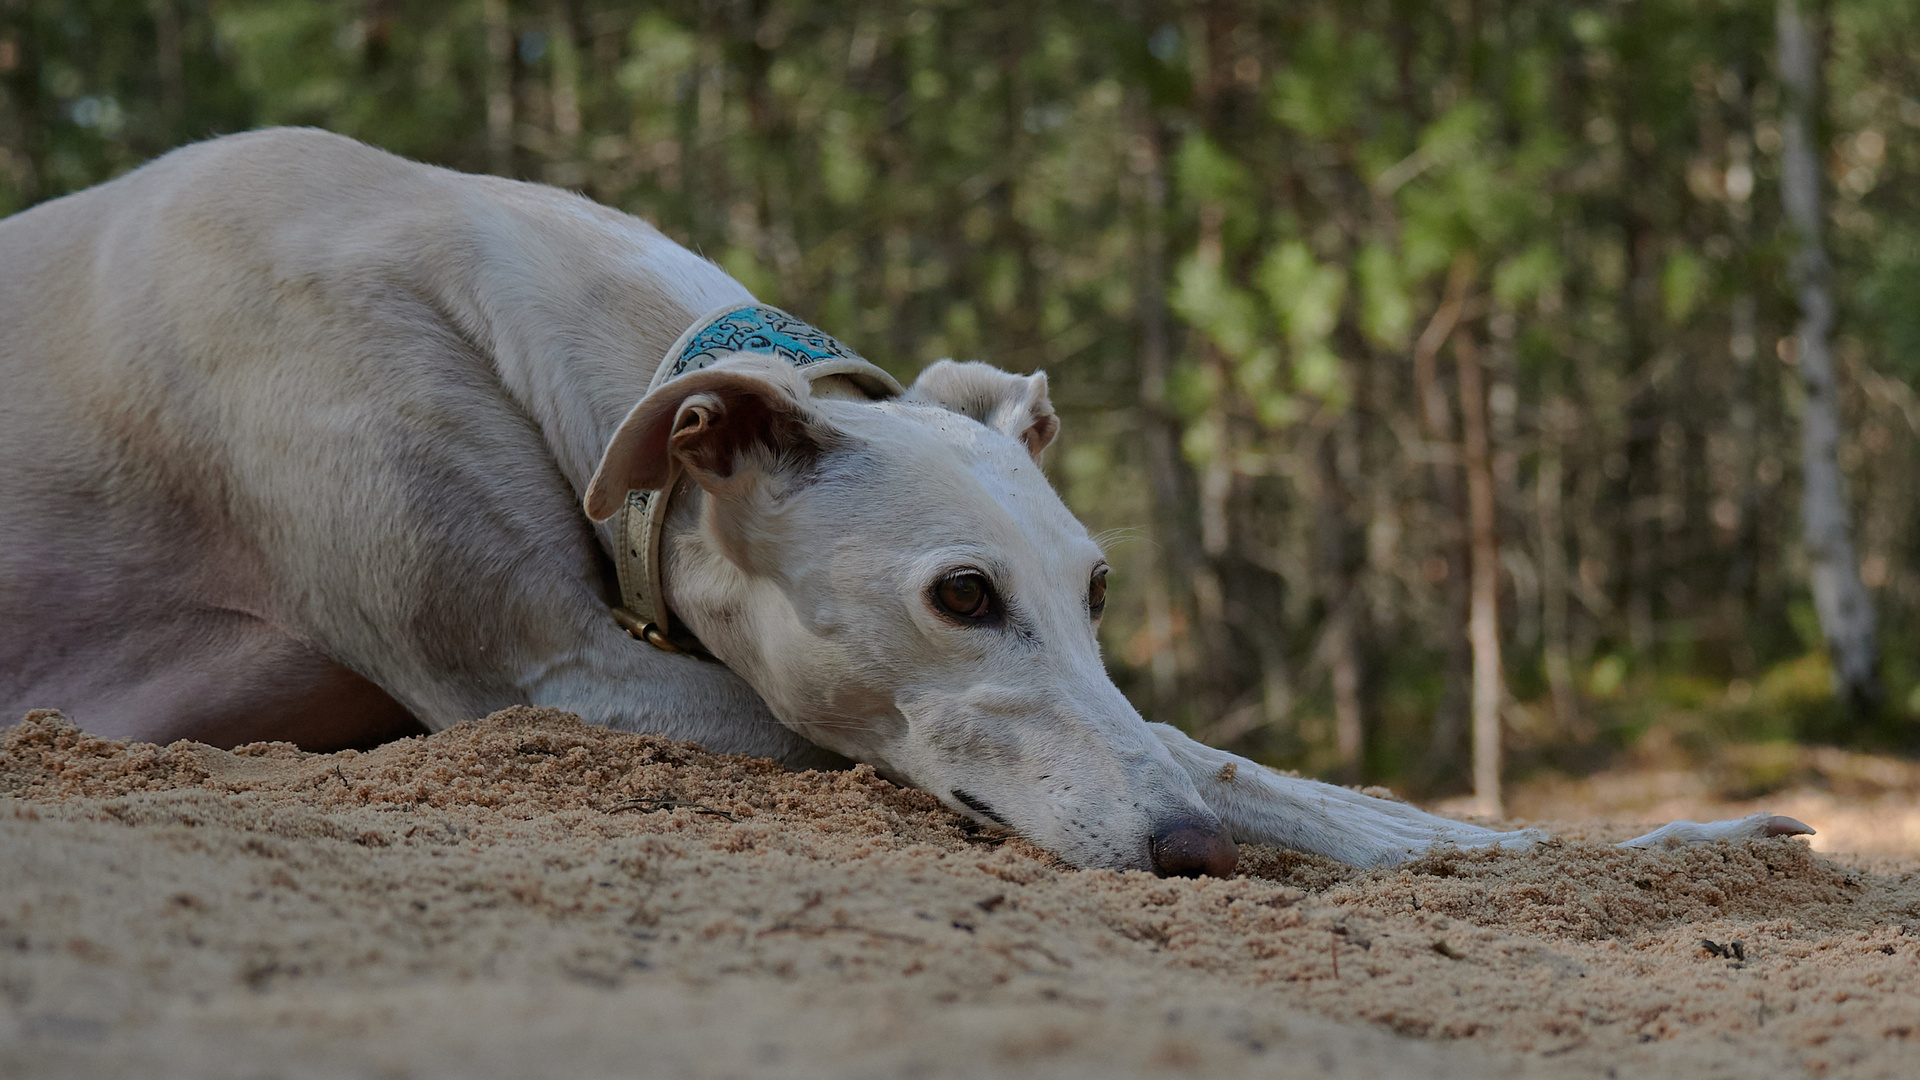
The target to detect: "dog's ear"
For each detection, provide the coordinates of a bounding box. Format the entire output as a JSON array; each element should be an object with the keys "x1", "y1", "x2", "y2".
[
  {"x1": 904, "y1": 359, "x2": 1059, "y2": 462},
  {"x1": 584, "y1": 354, "x2": 829, "y2": 521}
]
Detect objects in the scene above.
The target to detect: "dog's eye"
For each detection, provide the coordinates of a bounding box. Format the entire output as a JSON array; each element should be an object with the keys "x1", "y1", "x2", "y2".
[
  {"x1": 932, "y1": 572, "x2": 995, "y2": 622},
  {"x1": 1088, "y1": 568, "x2": 1108, "y2": 619}
]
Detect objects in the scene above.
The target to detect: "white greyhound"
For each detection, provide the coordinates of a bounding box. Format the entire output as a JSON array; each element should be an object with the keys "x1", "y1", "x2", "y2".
[{"x1": 0, "y1": 129, "x2": 1807, "y2": 875}]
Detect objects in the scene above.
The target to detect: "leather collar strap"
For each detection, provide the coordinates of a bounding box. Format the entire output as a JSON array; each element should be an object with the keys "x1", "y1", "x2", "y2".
[{"x1": 610, "y1": 302, "x2": 903, "y2": 655}]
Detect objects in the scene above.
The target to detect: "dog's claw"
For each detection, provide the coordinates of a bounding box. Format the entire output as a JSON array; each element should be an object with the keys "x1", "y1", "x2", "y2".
[{"x1": 1758, "y1": 814, "x2": 1813, "y2": 838}]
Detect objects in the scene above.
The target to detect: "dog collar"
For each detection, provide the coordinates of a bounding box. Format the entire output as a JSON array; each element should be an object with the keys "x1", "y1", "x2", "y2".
[{"x1": 609, "y1": 302, "x2": 902, "y2": 656}]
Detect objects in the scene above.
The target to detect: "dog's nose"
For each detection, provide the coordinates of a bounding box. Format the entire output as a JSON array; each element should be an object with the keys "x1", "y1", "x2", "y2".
[{"x1": 1148, "y1": 819, "x2": 1239, "y2": 878}]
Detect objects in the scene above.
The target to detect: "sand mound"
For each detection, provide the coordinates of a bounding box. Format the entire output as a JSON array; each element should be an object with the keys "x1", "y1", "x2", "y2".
[{"x1": 3, "y1": 708, "x2": 1915, "y2": 1079}]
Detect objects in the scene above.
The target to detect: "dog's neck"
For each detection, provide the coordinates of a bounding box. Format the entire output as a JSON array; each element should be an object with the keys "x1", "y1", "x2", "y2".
[{"x1": 601, "y1": 302, "x2": 902, "y2": 651}]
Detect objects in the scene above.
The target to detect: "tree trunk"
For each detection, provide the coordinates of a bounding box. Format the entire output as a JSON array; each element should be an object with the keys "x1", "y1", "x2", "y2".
[
  {"x1": 483, "y1": 0, "x2": 515, "y2": 177},
  {"x1": 1413, "y1": 258, "x2": 1473, "y2": 784},
  {"x1": 1328, "y1": 609, "x2": 1363, "y2": 770},
  {"x1": 0, "y1": 1, "x2": 48, "y2": 205},
  {"x1": 1318, "y1": 422, "x2": 1364, "y2": 776},
  {"x1": 1456, "y1": 329, "x2": 1504, "y2": 817},
  {"x1": 1777, "y1": 0, "x2": 1880, "y2": 717},
  {"x1": 1133, "y1": 107, "x2": 1186, "y2": 708},
  {"x1": 1727, "y1": 290, "x2": 1761, "y2": 673},
  {"x1": 1189, "y1": 202, "x2": 1236, "y2": 712},
  {"x1": 150, "y1": 0, "x2": 184, "y2": 124},
  {"x1": 1538, "y1": 395, "x2": 1579, "y2": 729},
  {"x1": 548, "y1": 1, "x2": 582, "y2": 156}
]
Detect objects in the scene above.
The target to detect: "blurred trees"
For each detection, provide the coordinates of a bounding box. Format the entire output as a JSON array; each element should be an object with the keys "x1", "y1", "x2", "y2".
[{"x1": 4, "y1": 0, "x2": 1919, "y2": 793}]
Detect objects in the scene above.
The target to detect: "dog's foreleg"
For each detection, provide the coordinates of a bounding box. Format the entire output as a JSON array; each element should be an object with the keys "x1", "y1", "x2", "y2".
[
  {"x1": 1148, "y1": 724, "x2": 1544, "y2": 867},
  {"x1": 1148, "y1": 725, "x2": 1814, "y2": 868}
]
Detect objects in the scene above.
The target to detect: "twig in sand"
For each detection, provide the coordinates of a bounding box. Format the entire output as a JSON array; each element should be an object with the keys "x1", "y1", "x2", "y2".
[
  {"x1": 757, "y1": 922, "x2": 926, "y2": 945},
  {"x1": 610, "y1": 796, "x2": 736, "y2": 821}
]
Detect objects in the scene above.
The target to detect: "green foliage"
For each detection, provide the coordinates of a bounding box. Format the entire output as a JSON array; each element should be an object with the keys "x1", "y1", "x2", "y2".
[
  {"x1": 1492, "y1": 244, "x2": 1562, "y2": 310},
  {"x1": 1354, "y1": 241, "x2": 1413, "y2": 350},
  {"x1": 1176, "y1": 133, "x2": 1249, "y2": 208},
  {"x1": 1661, "y1": 251, "x2": 1708, "y2": 324},
  {"x1": 1257, "y1": 241, "x2": 1345, "y2": 348},
  {"x1": 1267, "y1": 21, "x2": 1387, "y2": 140},
  {"x1": 1859, "y1": 229, "x2": 1920, "y2": 381},
  {"x1": 1171, "y1": 253, "x2": 1265, "y2": 365}
]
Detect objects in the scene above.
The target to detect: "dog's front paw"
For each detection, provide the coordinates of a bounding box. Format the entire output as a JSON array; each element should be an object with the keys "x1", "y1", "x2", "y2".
[{"x1": 1617, "y1": 812, "x2": 1815, "y2": 850}]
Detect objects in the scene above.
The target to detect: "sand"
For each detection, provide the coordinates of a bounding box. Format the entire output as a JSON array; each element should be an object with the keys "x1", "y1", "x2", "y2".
[{"x1": 3, "y1": 708, "x2": 1915, "y2": 1079}]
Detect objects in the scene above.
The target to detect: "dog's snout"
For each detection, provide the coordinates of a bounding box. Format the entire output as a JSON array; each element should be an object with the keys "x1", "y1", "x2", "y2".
[{"x1": 1148, "y1": 819, "x2": 1238, "y2": 878}]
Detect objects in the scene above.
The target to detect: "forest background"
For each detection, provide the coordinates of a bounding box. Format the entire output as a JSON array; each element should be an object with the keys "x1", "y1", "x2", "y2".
[{"x1": 4, "y1": 0, "x2": 1917, "y2": 808}]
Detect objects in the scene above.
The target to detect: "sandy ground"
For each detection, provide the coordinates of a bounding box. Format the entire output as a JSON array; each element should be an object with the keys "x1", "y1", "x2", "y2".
[{"x1": 3, "y1": 708, "x2": 1916, "y2": 1079}]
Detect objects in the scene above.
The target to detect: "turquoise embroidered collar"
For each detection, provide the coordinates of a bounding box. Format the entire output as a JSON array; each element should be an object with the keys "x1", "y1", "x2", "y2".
[{"x1": 609, "y1": 303, "x2": 903, "y2": 655}]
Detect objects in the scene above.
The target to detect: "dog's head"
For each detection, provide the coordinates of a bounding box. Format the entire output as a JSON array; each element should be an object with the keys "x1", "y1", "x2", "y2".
[{"x1": 586, "y1": 354, "x2": 1233, "y2": 876}]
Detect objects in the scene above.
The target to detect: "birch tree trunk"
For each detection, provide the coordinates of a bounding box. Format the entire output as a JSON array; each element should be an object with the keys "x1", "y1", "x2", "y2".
[
  {"x1": 1456, "y1": 329, "x2": 1504, "y2": 817},
  {"x1": 1777, "y1": 0, "x2": 1881, "y2": 717}
]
